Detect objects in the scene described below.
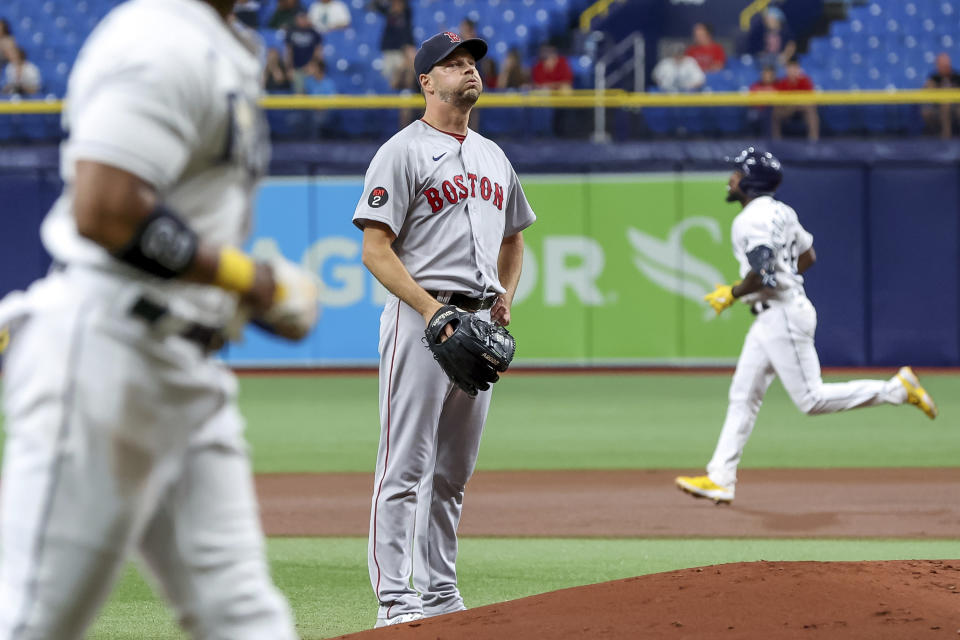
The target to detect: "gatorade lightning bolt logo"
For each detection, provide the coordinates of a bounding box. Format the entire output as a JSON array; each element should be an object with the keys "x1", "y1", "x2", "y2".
[{"x1": 444, "y1": 32, "x2": 461, "y2": 43}]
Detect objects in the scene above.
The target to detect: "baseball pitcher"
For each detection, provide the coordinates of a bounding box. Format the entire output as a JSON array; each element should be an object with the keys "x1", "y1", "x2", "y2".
[
  {"x1": 676, "y1": 147, "x2": 937, "y2": 505},
  {"x1": 0, "y1": 0, "x2": 319, "y2": 637},
  {"x1": 353, "y1": 32, "x2": 536, "y2": 627}
]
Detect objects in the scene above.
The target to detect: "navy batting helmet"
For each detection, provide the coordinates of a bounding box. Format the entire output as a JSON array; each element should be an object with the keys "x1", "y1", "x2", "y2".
[{"x1": 728, "y1": 147, "x2": 782, "y2": 196}]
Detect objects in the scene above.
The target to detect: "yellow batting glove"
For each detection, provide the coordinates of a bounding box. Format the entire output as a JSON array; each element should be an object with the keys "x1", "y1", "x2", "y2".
[
  {"x1": 704, "y1": 283, "x2": 736, "y2": 315},
  {"x1": 0, "y1": 327, "x2": 8, "y2": 354}
]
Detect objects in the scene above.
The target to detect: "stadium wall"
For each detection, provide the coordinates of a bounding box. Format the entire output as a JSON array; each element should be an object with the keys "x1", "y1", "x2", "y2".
[{"x1": 1, "y1": 140, "x2": 957, "y2": 367}]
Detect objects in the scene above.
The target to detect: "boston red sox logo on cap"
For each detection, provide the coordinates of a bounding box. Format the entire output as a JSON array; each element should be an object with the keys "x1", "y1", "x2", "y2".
[{"x1": 414, "y1": 31, "x2": 488, "y2": 80}]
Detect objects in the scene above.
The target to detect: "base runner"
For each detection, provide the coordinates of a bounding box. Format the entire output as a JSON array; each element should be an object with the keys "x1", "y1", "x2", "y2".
[{"x1": 676, "y1": 147, "x2": 937, "y2": 505}]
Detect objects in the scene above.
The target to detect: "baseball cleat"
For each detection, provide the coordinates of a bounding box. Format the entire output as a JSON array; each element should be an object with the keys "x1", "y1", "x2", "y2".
[
  {"x1": 676, "y1": 475, "x2": 734, "y2": 504},
  {"x1": 374, "y1": 612, "x2": 423, "y2": 628},
  {"x1": 896, "y1": 366, "x2": 938, "y2": 420}
]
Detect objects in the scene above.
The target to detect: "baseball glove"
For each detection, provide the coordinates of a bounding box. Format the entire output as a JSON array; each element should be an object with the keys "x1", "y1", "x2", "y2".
[{"x1": 424, "y1": 305, "x2": 516, "y2": 397}]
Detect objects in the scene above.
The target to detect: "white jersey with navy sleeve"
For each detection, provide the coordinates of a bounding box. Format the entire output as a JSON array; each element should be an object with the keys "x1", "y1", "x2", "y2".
[
  {"x1": 692, "y1": 194, "x2": 910, "y2": 501},
  {"x1": 731, "y1": 195, "x2": 814, "y2": 305},
  {"x1": 0, "y1": 1, "x2": 297, "y2": 638},
  {"x1": 41, "y1": 0, "x2": 268, "y2": 326}
]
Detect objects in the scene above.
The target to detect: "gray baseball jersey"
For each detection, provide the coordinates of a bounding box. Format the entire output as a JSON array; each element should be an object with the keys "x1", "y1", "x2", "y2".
[
  {"x1": 0, "y1": 1, "x2": 294, "y2": 637},
  {"x1": 353, "y1": 119, "x2": 535, "y2": 295},
  {"x1": 354, "y1": 119, "x2": 535, "y2": 625}
]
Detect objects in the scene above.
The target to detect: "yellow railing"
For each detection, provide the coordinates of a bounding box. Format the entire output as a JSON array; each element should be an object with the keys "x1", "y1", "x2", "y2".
[
  {"x1": 2, "y1": 89, "x2": 960, "y2": 114},
  {"x1": 740, "y1": 0, "x2": 772, "y2": 31},
  {"x1": 579, "y1": 0, "x2": 622, "y2": 33}
]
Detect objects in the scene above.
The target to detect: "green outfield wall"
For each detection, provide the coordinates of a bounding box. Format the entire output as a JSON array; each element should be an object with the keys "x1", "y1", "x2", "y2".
[{"x1": 511, "y1": 174, "x2": 751, "y2": 364}]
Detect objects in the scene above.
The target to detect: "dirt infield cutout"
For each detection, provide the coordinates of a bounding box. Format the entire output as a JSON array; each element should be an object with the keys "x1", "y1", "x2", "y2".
[{"x1": 256, "y1": 468, "x2": 960, "y2": 538}]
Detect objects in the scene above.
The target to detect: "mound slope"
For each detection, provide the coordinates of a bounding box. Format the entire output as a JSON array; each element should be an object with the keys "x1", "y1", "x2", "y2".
[{"x1": 335, "y1": 560, "x2": 960, "y2": 639}]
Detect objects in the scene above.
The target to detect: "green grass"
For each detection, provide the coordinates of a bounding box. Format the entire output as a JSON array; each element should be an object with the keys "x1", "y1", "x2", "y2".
[
  {"x1": 240, "y1": 373, "x2": 959, "y2": 472},
  {"x1": 2, "y1": 373, "x2": 957, "y2": 472},
  {"x1": 90, "y1": 536, "x2": 960, "y2": 640},
  {"x1": 2, "y1": 373, "x2": 957, "y2": 639}
]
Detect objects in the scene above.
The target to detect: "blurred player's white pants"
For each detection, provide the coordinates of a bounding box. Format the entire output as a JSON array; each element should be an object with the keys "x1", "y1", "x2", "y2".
[
  {"x1": 368, "y1": 295, "x2": 492, "y2": 623},
  {"x1": 707, "y1": 293, "x2": 906, "y2": 488},
  {"x1": 0, "y1": 269, "x2": 296, "y2": 640}
]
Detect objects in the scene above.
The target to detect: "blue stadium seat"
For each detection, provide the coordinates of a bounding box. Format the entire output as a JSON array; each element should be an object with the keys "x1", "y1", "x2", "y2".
[
  {"x1": 641, "y1": 87, "x2": 672, "y2": 136},
  {"x1": 703, "y1": 71, "x2": 735, "y2": 91},
  {"x1": 479, "y1": 106, "x2": 518, "y2": 137}
]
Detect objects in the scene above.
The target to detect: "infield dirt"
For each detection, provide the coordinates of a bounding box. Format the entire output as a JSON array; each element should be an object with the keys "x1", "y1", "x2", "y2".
[
  {"x1": 257, "y1": 468, "x2": 960, "y2": 639},
  {"x1": 256, "y1": 468, "x2": 960, "y2": 538}
]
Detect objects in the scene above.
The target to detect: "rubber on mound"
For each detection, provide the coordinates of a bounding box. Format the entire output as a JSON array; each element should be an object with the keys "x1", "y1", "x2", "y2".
[{"x1": 334, "y1": 560, "x2": 960, "y2": 639}]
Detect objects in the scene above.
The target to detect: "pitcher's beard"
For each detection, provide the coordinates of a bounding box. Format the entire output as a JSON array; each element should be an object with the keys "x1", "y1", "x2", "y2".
[{"x1": 439, "y1": 86, "x2": 481, "y2": 109}]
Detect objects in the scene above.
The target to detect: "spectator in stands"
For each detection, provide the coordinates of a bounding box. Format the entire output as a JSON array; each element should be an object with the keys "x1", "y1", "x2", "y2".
[
  {"x1": 308, "y1": 0, "x2": 351, "y2": 34},
  {"x1": 304, "y1": 58, "x2": 337, "y2": 95},
  {"x1": 269, "y1": 0, "x2": 301, "y2": 31},
  {"x1": 285, "y1": 11, "x2": 323, "y2": 93},
  {"x1": 469, "y1": 56, "x2": 497, "y2": 131},
  {"x1": 479, "y1": 56, "x2": 498, "y2": 91},
  {"x1": 652, "y1": 43, "x2": 705, "y2": 92},
  {"x1": 750, "y1": 7, "x2": 796, "y2": 69},
  {"x1": 499, "y1": 48, "x2": 531, "y2": 90},
  {"x1": 533, "y1": 43, "x2": 576, "y2": 136},
  {"x1": 391, "y1": 44, "x2": 418, "y2": 92},
  {"x1": 264, "y1": 47, "x2": 293, "y2": 92},
  {"x1": 459, "y1": 18, "x2": 478, "y2": 41},
  {"x1": 0, "y1": 19, "x2": 15, "y2": 66},
  {"x1": 2, "y1": 45, "x2": 41, "y2": 96},
  {"x1": 750, "y1": 65, "x2": 777, "y2": 93},
  {"x1": 747, "y1": 65, "x2": 777, "y2": 135},
  {"x1": 370, "y1": 0, "x2": 414, "y2": 83},
  {"x1": 772, "y1": 58, "x2": 818, "y2": 141},
  {"x1": 685, "y1": 22, "x2": 725, "y2": 73},
  {"x1": 392, "y1": 43, "x2": 420, "y2": 129},
  {"x1": 532, "y1": 44, "x2": 573, "y2": 91},
  {"x1": 233, "y1": 0, "x2": 261, "y2": 28},
  {"x1": 302, "y1": 58, "x2": 337, "y2": 137},
  {"x1": 922, "y1": 52, "x2": 960, "y2": 139}
]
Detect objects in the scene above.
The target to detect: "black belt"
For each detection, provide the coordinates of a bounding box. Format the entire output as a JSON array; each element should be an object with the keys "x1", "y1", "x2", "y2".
[
  {"x1": 129, "y1": 297, "x2": 226, "y2": 353},
  {"x1": 427, "y1": 290, "x2": 497, "y2": 312},
  {"x1": 750, "y1": 302, "x2": 771, "y2": 316}
]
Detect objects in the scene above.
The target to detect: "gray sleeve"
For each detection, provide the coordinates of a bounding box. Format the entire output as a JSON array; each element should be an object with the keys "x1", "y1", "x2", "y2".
[
  {"x1": 352, "y1": 141, "x2": 414, "y2": 236},
  {"x1": 503, "y1": 166, "x2": 536, "y2": 237}
]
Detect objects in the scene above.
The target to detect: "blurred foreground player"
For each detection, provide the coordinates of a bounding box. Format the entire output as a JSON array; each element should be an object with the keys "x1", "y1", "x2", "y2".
[
  {"x1": 676, "y1": 147, "x2": 937, "y2": 505},
  {"x1": 0, "y1": 0, "x2": 320, "y2": 637}
]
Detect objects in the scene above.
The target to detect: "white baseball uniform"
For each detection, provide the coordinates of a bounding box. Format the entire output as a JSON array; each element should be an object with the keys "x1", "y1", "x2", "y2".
[
  {"x1": 353, "y1": 119, "x2": 536, "y2": 624},
  {"x1": 0, "y1": 1, "x2": 296, "y2": 638},
  {"x1": 705, "y1": 195, "x2": 907, "y2": 488}
]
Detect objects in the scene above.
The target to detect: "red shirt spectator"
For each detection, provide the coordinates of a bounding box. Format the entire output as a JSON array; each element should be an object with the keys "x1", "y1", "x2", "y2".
[
  {"x1": 685, "y1": 23, "x2": 726, "y2": 72},
  {"x1": 774, "y1": 62, "x2": 813, "y2": 91},
  {"x1": 750, "y1": 66, "x2": 778, "y2": 93},
  {"x1": 686, "y1": 43, "x2": 725, "y2": 72},
  {"x1": 532, "y1": 45, "x2": 573, "y2": 89}
]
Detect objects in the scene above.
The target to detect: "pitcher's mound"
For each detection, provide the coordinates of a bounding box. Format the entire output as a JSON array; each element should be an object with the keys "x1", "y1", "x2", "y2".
[{"x1": 336, "y1": 560, "x2": 960, "y2": 639}]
